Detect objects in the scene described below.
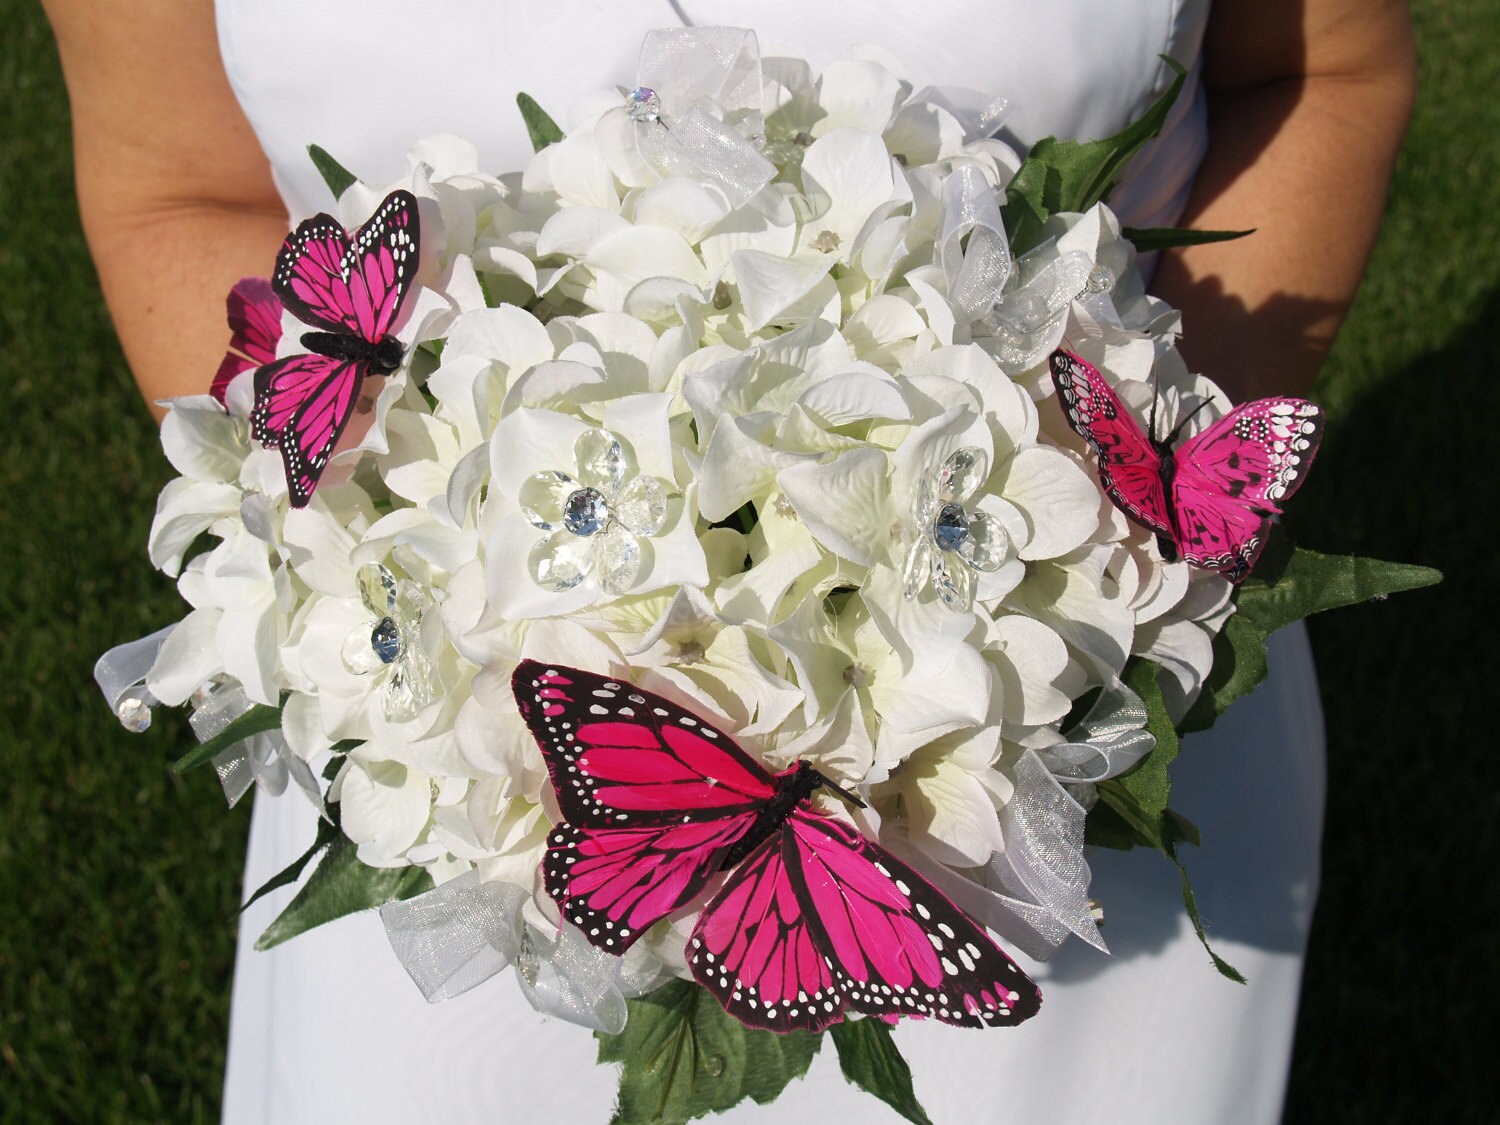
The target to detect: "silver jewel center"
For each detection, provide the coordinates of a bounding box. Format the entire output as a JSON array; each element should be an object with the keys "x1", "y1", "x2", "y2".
[
  {"x1": 562, "y1": 487, "x2": 610, "y2": 536},
  {"x1": 932, "y1": 502, "x2": 971, "y2": 552},
  {"x1": 371, "y1": 617, "x2": 402, "y2": 664},
  {"x1": 627, "y1": 86, "x2": 662, "y2": 124}
]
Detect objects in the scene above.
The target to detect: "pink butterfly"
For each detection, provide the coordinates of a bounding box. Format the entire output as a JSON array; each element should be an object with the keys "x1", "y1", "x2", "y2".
[
  {"x1": 210, "y1": 277, "x2": 283, "y2": 404},
  {"x1": 250, "y1": 189, "x2": 420, "y2": 508},
  {"x1": 1049, "y1": 349, "x2": 1323, "y2": 583},
  {"x1": 512, "y1": 660, "x2": 1042, "y2": 1034}
]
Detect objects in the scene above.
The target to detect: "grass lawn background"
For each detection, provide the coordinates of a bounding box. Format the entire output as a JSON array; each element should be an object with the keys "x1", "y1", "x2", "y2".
[{"x1": 1, "y1": 1, "x2": 1492, "y2": 1119}]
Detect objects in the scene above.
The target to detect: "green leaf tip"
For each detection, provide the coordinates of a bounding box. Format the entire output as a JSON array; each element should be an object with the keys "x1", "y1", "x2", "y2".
[
  {"x1": 1123, "y1": 226, "x2": 1256, "y2": 251},
  {"x1": 254, "y1": 836, "x2": 432, "y2": 951},
  {"x1": 1002, "y1": 55, "x2": 1188, "y2": 253},
  {"x1": 171, "y1": 701, "x2": 285, "y2": 774},
  {"x1": 307, "y1": 143, "x2": 358, "y2": 200},
  {"x1": 829, "y1": 1019, "x2": 934, "y2": 1125},
  {"x1": 516, "y1": 92, "x2": 565, "y2": 153},
  {"x1": 597, "y1": 981, "x2": 820, "y2": 1125}
]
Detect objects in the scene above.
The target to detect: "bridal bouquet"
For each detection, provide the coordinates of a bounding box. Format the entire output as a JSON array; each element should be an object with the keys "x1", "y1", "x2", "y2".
[{"x1": 95, "y1": 28, "x2": 1436, "y2": 1123}]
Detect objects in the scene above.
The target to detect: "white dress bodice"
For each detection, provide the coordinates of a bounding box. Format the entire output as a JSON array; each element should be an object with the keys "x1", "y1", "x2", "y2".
[{"x1": 214, "y1": 4, "x2": 1327, "y2": 1123}]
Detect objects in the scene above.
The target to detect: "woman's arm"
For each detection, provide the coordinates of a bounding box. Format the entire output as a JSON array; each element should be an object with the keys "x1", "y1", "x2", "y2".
[
  {"x1": 1152, "y1": 0, "x2": 1418, "y2": 401},
  {"x1": 42, "y1": 0, "x2": 288, "y2": 416}
]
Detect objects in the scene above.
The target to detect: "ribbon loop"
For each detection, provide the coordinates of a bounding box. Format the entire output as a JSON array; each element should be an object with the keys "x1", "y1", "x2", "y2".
[
  {"x1": 93, "y1": 626, "x2": 174, "y2": 732},
  {"x1": 940, "y1": 164, "x2": 1013, "y2": 322},
  {"x1": 381, "y1": 870, "x2": 530, "y2": 1003},
  {"x1": 632, "y1": 27, "x2": 775, "y2": 207}
]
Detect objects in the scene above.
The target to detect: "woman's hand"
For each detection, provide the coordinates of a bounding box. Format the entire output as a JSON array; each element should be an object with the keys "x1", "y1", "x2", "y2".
[
  {"x1": 43, "y1": 0, "x2": 289, "y2": 416},
  {"x1": 1152, "y1": 0, "x2": 1418, "y2": 401}
]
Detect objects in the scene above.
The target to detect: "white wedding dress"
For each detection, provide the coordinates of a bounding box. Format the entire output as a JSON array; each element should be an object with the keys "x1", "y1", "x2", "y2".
[{"x1": 215, "y1": 2, "x2": 1326, "y2": 1121}]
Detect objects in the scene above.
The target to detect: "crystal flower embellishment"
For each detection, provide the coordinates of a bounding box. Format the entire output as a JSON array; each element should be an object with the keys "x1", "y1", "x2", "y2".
[
  {"x1": 340, "y1": 563, "x2": 437, "y2": 722},
  {"x1": 903, "y1": 447, "x2": 1008, "y2": 612},
  {"x1": 520, "y1": 428, "x2": 670, "y2": 595}
]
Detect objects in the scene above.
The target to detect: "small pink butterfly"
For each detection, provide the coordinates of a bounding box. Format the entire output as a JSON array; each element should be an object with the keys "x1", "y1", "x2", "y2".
[
  {"x1": 210, "y1": 277, "x2": 282, "y2": 404},
  {"x1": 512, "y1": 660, "x2": 1042, "y2": 1034},
  {"x1": 1050, "y1": 349, "x2": 1323, "y2": 583},
  {"x1": 250, "y1": 189, "x2": 420, "y2": 508}
]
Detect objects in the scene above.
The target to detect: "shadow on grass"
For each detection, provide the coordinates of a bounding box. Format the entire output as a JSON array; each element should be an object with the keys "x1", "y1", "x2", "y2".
[{"x1": 1283, "y1": 285, "x2": 1493, "y2": 1121}]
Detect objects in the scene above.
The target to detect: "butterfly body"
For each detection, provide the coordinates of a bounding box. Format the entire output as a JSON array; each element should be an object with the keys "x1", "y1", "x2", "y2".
[
  {"x1": 250, "y1": 189, "x2": 420, "y2": 508},
  {"x1": 1050, "y1": 349, "x2": 1322, "y2": 582},
  {"x1": 513, "y1": 660, "x2": 1041, "y2": 1034}
]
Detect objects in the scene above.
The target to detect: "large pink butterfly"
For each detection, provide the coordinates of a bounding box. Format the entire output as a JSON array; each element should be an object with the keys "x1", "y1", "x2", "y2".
[
  {"x1": 512, "y1": 660, "x2": 1042, "y2": 1034},
  {"x1": 1050, "y1": 349, "x2": 1323, "y2": 583},
  {"x1": 210, "y1": 277, "x2": 282, "y2": 404},
  {"x1": 250, "y1": 189, "x2": 420, "y2": 508}
]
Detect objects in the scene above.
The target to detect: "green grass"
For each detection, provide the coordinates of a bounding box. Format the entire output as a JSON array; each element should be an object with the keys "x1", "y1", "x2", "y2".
[{"x1": 0, "y1": 0, "x2": 1493, "y2": 1120}]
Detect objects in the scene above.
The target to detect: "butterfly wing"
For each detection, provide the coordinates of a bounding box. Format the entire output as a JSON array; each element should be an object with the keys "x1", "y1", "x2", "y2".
[
  {"x1": 689, "y1": 811, "x2": 1041, "y2": 1033},
  {"x1": 250, "y1": 353, "x2": 365, "y2": 507},
  {"x1": 544, "y1": 817, "x2": 756, "y2": 955},
  {"x1": 211, "y1": 277, "x2": 282, "y2": 402},
  {"x1": 513, "y1": 661, "x2": 779, "y2": 953},
  {"x1": 272, "y1": 189, "x2": 420, "y2": 340},
  {"x1": 512, "y1": 661, "x2": 776, "y2": 828},
  {"x1": 1170, "y1": 398, "x2": 1324, "y2": 583},
  {"x1": 1049, "y1": 350, "x2": 1172, "y2": 537}
]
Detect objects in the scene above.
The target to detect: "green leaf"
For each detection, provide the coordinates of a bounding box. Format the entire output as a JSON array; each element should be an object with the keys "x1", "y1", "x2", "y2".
[
  {"x1": 1180, "y1": 547, "x2": 1442, "y2": 732},
  {"x1": 1114, "y1": 659, "x2": 1182, "y2": 813},
  {"x1": 253, "y1": 835, "x2": 432, "y2": 951},
  {"x1": 307, "y1": 143, "x2": 357, "y2": 200},
  {"x1": 828, "y1": 1019, "x2": 933, "y2": 1125},
  {"x1": 170, "y1": 702, "x2": 284, "y2": 774},
  {"x1": 238, "y1": 813, "x2": 338, "y2": 915},
  {"x1": 1002, "y1": 57, "x2": 1187, "y2": 253},
  {"x1": 1171, "y1": 852, "x2": 1246, "y2": 983},
  {"x1": 1122, "y1": 226, "x2": 1255, "y2": 251},
  {"x1": 597, "y1": 980, "x2": 820, "y2": 1124},
  {"x1": 516, "y1": 92, "x2": 564, "y2": 152}
]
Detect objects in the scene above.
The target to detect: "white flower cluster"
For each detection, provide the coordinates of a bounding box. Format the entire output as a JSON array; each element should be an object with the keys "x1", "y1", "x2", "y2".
[{"x1": 146, "y1": 51, "x2": 1233, "y2": 978}]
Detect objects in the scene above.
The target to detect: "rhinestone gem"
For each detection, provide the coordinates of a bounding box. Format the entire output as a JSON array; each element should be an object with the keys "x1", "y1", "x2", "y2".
[
  {"x1": 115, "y1": 696, "x2": 152, "y2": 733},
  {"x1": 574, "y1": 428, "x2": 626, "y2": 496},
  {"x1": 932, "y1": 503, "x2": 970, "y2": 552},
  {"x1": 530, "y1": 529, "x2": 595, "y2": 591},
  {"x1": 958, "y1": 511, "x2": 1007, "y2": 572},
  {"x1": 613, "y1": 475, "x2": 668, "y2": 537},
  {"x1": 562, "y1": 487, "x2": 610, "y2": 536},
  {"x1": 519, "y1": 469, "x2": 579, "y2": 531},
  {"x1": 371, "y1": 617, "x2": 402, "y2": 664},
  {"x1": 595, "y1": 524, "x2": 642, "y2": 594},
  {"x1": 939, "y1": 447, "x2": 989, "y2": 504},
  {"x1": 931, "y1": 550, "x2": 974, "y2": 612},
  {"x1": 1085, "y1": 264, "x2": 1116, "y2": 293},
  {"x1": 902, "y1": 536, "x2": 934, "y2": 601},
  {"x1": 627, "y1": 86, "x2": 661, "y2": 123}
]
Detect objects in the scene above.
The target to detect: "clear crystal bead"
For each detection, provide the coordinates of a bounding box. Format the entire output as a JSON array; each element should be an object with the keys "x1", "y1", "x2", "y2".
[
  {"x1": 595, "y1": 524, "x2": 642, "y2": 595},
  {"x1": 519, "y1": 469, "x2": 578, "y2": 531},
  {"x1": 902, "y1": 536, "x2": 934, "y2": 602},
  {"x1": 613, "y1": 475, "x2": 668, "y2": 536},
  {"x1": 1086, "y1": 264, "x2": 1116, "y2": 293},
  {"x1": 115, "y1": 696, "x2": 152, "y2": 733},
  {"x1": 627, "y1": 86, "x2": 661, "y2": 123},
  {"x1": 562, "y1": 487, "x2": 610, "y2": 536},
  {"x1": 958, "y1": 511, "x2": 1008, "y2": 572},
  {"x1": 932, "y1": 503, "x2": 970, "y2": 552},
  {"x1": 370, "y1": 616, "x2": 402, "y2": 664},
  {"x1": 530, "y1": 529, "x2": 595, "y2": 591},
  {"x1": 356, "y1": 562, "x2": 399, "y2": 618},
  {"x1": 930, "y1": 550, "x2": 974, "y2": 612},
  {"x1": 574, "y1": 429, "x2": 625, "y2": 496},
  {"x1": 939, "y1": 447, "x2": 988, "y2": 504}
]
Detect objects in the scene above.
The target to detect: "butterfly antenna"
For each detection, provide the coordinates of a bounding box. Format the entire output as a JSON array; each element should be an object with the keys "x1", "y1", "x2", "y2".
[
  {"x1": 1148, "y1": 365, "x2": 1161, "y2": 443},
  {"x1": 1165, "y1": 397, "x2": 1215, "y2": 446},
  {"x1": 817, "y1": 773, "x2": 868, "y2": 810}
]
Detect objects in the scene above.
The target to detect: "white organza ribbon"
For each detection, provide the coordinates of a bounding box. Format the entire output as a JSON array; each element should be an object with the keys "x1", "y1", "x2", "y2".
[
  {"x1": 632, "y1": 27, "x2": 775, "y2": 207},
  {"x1": 380, "y1": 871, "x2": 664, "y2": 1033},
  {"x1": 93, "y1": 626, "x2": 174, "y2": 730},
  {"x1": 940, "y1": 164, "x2": 1013, "y2": 322},
  {"x1": 977, "y1": 239, "x2": 1095, "y2": 368},
  {"x1": 908, "y1": 85, "x2": 1013, "y2": 144},
  {"x1": 187, "y1": 681, "x2": 318, "y2": 809}
]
